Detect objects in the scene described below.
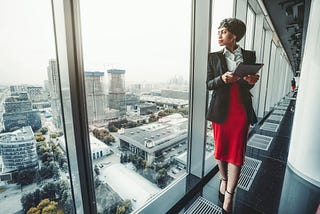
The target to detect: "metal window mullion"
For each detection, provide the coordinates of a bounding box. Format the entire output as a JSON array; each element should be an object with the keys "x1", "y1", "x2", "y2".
[
  {"x1": 51, "y1": 0, "x2": 96, "y2": 213},
  {"x1": 187, "y1": 0, "x2": 211, "y2": 178}
]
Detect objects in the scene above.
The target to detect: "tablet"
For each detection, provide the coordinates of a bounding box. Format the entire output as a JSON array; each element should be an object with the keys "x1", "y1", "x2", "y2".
[{"x1": 233, "y1": 63, "x2": 264, "y2": 77}]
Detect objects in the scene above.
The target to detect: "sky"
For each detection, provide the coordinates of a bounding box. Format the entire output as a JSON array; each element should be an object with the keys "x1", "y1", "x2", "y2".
[
  {"x1": 0, "y1": 0, "x2": 233, "y2": 86},
  {"x1": 0, "y1": 0, "x2": 56, "y2": 86}
]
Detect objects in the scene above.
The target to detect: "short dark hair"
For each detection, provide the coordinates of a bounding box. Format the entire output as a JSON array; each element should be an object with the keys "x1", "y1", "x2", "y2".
[{"x1": 218, "y1": 18, "x2": 246, "y2": 42}]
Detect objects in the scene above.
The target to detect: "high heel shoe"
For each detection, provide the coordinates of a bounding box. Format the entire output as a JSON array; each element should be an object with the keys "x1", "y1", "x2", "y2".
[
  {"x1": 222, "y1": 190, "x2": 234, "y2": 214},
  {"x1": 218, "y1": 178, "x2": 227, "y2": 203}
]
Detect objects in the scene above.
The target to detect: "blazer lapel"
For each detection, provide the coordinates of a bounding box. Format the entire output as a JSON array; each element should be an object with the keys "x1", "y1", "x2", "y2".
[
  {"x1": 217, "y1": 50, "x2": 228, "y2": 73},
  {"x1": 241, "y1": 49, "x2": 250, "y2": 64}
]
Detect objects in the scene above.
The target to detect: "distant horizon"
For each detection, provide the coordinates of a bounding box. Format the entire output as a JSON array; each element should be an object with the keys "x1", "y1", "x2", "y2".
[{"x1": 0, "y1": 70, "x2": 189, "y2": 87}]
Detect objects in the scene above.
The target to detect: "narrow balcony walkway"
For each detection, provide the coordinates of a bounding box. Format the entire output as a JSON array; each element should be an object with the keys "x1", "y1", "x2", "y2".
[{"x1": 179, "y1": 91, "x2": 320, "y2": 214}]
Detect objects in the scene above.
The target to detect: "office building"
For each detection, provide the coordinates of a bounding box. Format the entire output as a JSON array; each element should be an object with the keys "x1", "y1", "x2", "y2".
[
  {"x1": 84, "y1": 71, "x2": 108, "y2": 124},
  {"x1": 0, "y1": 126, "x2": 38, "y2": 171},
  {"x1": 107, "y1": 69, "x2": 126, "y2": 117},
  {"x1": 47, "y1": 59, "x2": 63, "y2": 130},
  {"x1": 2, "y1": 93, "x2": 41, "y2": 131},
  {"x1": 119, "y1": 114, "x2": 188, "y2": 164},
  {"x1": 89, "y1": 135, "x2": 111, "y2": 160}
]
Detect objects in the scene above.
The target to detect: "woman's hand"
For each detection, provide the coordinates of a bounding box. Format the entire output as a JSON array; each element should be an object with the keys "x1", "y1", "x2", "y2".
[
  {"x1": 222, "y1": 72, "x2": 240, "y2": 84},
  {"x1": 243, "y1": 74, "x2": 260, "y2": 85}
]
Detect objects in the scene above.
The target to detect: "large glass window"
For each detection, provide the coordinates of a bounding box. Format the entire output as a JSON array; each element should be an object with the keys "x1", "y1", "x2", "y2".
[
  {"x1": 206, "y1": 0, "x2": 234, "y2": 174},
  {"x1": 210, "y1": 0, "x2": 234, "y2": 52},
  {"x1": 0, "y1": 1, "x2": 74, "y2": 213},
  {"x1": 79, "y1": 0, "x2": 191, "y2": 212},
  {"x1": 245, "y1": 5, "x2": 256, "y2": 50}
]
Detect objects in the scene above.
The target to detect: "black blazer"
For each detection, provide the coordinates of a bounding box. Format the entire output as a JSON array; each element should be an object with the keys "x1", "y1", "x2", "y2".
[{"x1": 205, "y1": 48, "x2": 258, "y2": 125}]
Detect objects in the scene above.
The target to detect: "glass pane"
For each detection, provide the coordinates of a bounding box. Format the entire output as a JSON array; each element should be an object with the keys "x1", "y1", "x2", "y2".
[
  {"x1": 79, "y1": 0, "x2": 191, "y2": 212},
  {"x1": 206, "y1": 0, "x2": 234, "y2": 174},
  {"x1": 0, "y1": 1, "x2": 74, "y2": 213},
  {"x1": 245, "y1": 6, "x2": 256, "y2": 50},
  {"x1": 210, "y1": 0, "x2": 234, "y2": 52}
]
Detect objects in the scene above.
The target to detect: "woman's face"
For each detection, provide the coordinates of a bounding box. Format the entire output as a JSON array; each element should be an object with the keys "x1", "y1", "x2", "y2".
[{"x1": 218, "y1": 27, "x2": 236, "y2": 46}]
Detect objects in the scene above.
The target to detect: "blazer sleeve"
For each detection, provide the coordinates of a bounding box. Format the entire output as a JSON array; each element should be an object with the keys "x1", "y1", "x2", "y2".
[{"x1": 206, "y1": 53, "x2": 226, "y2": 90}]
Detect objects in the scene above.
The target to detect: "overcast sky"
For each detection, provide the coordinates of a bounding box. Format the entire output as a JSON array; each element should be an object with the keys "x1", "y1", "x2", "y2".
[
  {"x1": 0, "y1": 0, "x2": 232, "y2": 86},
  {"x1": 0, "y1": 0, "x2": 56, "y2": 86},
  {"x1": 0, "y1": 0, "x2": 191, "y2": 86}
]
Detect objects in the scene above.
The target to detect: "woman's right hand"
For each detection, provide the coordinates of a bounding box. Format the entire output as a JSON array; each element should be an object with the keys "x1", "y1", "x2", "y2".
[{"x1": 222, "y1": 72, "x2": 240, "y2": 84}]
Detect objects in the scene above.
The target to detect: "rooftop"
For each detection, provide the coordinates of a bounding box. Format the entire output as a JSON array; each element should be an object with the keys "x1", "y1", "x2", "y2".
[
  {"x1": 119, "y1": 114, "x2": 188, "y2": 153},
  {"x1": 84, "y1": 71, "x2": 105, "y2": 77},
  {"x1": 107, "y1": 69, "x2": 126, "y2": 74},
  {"x1": 89, "y1": 135, "x2": 110, "y2": 151},
  {"x1": 0, "y1": 126, "x2": 34, "y2": 143},
  {"x1": 140, "y1": 95, "x2": 188, "y2": 106}
]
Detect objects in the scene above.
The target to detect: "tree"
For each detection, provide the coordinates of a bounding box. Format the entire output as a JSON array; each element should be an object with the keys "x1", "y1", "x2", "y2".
[
  {"x1": 41, "y1": 151, "x2": 54, "y2": 163},
  {"x1": 149, "y1": 113, "x2": 159, "y2": 122},
  {"x1": 56, "y1": 131, "x2": 64, "y2": 137},
  {"x1": 125, "y1": 121, "x2": 138, "y2": 128},
  {"x1": 21, "y1": 192, "x2": 37, "y2": 212},
  {"x1": 17, "y1": 168, "x2": 36, "y2": 186},
  {"x1": 41, "y1": 183, "x2": 57, "y2": 201},
  {"x1": 158, "y1": 111, "x2": 169, "y2": 117},
  {"x1": 94, "y1": 165, "x2": 100, "y2": 175},
  {"x1": 21, "y1": 181, "x2": 73, "y2": 214},
  {"x1": 146, "y1": 109, "x2": 154, "y2": 114},
  {"x1": 108, "y1": 125, "x2": 118, "y2": 132},
  {"x1": 103, "y1": 135, "x2": 115, "y2": 144},
  {"x1": 116, "y1": 200, "x2": 132, "y2": 214},
  {"x1": 37, "y1": 143, "x2": 50, "y2": 157},
  {"x1": 49, "y1": 133, "x2": 57, "y2": 138},
  {"x1": 26, "y1": 207, "x2": 40, "y2": 214},
  {"x1": 40, "y1": 162, "x2": 58, "y2": 179},
  {"x1": 39, "y1": 127, "x2": 48, "y2": 135},
  {"x1": 26, "y1": 198, "x2": 59, "y2": 214},
  {"x1": 35, "y1": 135, "x2": 46, "y2": 142}
]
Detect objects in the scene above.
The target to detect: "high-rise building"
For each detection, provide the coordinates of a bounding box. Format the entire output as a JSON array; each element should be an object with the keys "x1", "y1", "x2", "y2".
[
  {"x1": 9, "y1": 85, "x2": 27, "y2": 93},
  {"x1": 0, "y1": 126, "x2": 38, "y2": 172},
  {"x1": 47, "y1": 59, "x2": 63, "y2": 129},
  {"x1": 2, "y1": 92, "x2": 41, "y2": 131},
  {"x1": 84, "y1": 71, "x2": 108, "y2": 124},
  {"x1": 107, "y1": 69, "x2": 126, "y2": 117},
  {"x1": 26, "y1": 86, "x2": 46, "y2": 102},
  {"x1": 27, "y1": 86, "x2": 50, "y2": 109}
]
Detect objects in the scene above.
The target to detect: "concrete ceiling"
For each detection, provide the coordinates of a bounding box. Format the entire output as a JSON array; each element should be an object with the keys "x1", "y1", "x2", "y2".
[{"x1": 262, "y1": 0, "x2": 311, "y2": 76}]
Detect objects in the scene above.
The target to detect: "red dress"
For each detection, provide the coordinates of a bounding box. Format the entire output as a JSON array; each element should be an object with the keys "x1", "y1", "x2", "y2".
[{"x1": 212, "y1": 83, "x2": 249, "y2": 166}]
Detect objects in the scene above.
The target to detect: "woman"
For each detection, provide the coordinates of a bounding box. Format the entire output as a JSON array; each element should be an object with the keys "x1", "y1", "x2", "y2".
[
  {"x1": 206, "y1": 18, "x2": 260, "y2": 213},
  {"x1": 291, "y1": 78, "x2": 296, "y2": 91}
]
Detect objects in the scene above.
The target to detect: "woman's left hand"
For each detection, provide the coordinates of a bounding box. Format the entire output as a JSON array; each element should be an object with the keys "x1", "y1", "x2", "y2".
[{"x1": 243, "y1": 74, "x2": 260, "y2": 85}]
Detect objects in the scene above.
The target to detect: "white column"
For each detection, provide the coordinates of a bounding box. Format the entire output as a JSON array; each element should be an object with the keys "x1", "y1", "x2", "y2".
[
  {"x1": 251, "y1": 14, "x2": 264, "y2": 114},
  {"x1": 288, "y1": 0, "x2": 320, "y2": 187},
  {"x1": 265, "y1": 41, "x2": 277, "y2": 112},
  {"x1": 257, "y1": 30, "x2": 272, "y2": 117}
]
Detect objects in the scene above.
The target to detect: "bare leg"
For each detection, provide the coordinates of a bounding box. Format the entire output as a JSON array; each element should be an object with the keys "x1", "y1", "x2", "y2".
[
  {"x1": 223, "y1": 163, "x2": 241, "y2": 211},
  {"x1": 217, "y1": 160, "x2": 228, "y2": 194}
]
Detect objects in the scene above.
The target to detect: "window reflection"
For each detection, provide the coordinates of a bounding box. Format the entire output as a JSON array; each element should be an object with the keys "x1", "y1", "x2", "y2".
[
  {"x1": 79, "y1": 0, "x2": 191, "y2": 212},
  {"x1": 206, "y1": 0, "x2": 234, "y2": 174}
]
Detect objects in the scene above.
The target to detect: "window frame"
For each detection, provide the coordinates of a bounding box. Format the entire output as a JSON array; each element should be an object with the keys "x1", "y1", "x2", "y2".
[
  {"x1": 51, "y1": 0, "x2": 212, "y2": 213},
  {"x1": 244, "y1": 5, "x2": 256, "y2": 50}
]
